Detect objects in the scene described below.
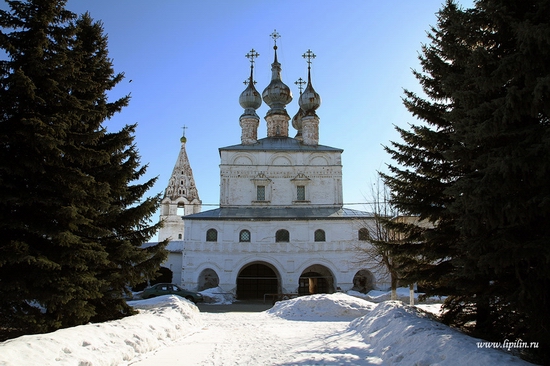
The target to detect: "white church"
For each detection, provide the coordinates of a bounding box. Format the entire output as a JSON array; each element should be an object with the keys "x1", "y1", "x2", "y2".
[{"x1": 154, "y1": 33, "x2": 387, "y2": 299}]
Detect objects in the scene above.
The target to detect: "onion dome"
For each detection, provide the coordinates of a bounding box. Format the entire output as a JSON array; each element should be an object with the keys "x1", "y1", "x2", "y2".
[
  {"x1": 292, "y1": 77, "x2": 306, "y2": 140},
  {"x1": 298, "y1": 49, "x2": 321, "y2": 115},
  {"x1": 262, "y1": 41, "x2": 292, "y2": 114},
  {"x1": 239, "y1": 49, "x2": 262, "y2": 117}
]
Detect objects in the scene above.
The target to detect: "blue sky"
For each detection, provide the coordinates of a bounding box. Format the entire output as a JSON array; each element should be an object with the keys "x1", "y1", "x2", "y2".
[{"x1": 5, "y1": 0, "x2": 473, "y2": 238}]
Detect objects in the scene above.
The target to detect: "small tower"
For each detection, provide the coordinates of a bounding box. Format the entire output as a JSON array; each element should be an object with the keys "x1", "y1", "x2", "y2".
[
  {"x1": 299, "y1": 49, "x2": 321, "y2": 146},
  {"x1": 262, "y1": 30, "x2": 293, "y2": 138},
  {"x1": 239, "y1": 49, "x2": 262, "y2": 145},
  {"x1": 158, "y1": 128, "x2": 202, "y2": 241}
]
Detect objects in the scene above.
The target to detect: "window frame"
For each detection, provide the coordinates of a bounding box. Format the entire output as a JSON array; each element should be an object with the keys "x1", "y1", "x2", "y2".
[
  {"x1": 314, "y1": 229, "x2": 326, "y2": 242},
  {"x1": 358, "y1": 228, "x2": 370, "y2": 241},
  {"x1": 239, "y1": 229, "x2": 251, "y2": 242},
  {"x1": 275, "y1": 229, "x2": 290, "y2": 242},
  {"x1": 206, "y1": 228, "x2": 218, "y2": 242}
]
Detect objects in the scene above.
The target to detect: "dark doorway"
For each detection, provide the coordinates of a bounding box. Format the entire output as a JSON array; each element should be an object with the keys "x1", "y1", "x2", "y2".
[
  {"x1": 298, "y1": 265, "x2": 335, "y2": 295},
  {"x1": 237, "y1": 263, "x2": 279, "y2": 299}
]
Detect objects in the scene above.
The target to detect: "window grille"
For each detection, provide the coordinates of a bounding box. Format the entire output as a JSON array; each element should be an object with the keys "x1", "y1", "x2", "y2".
[
  {"x1": 240, "y1": 230, "x2": 251, "y2": 242},
  {"x1": 297, "y1": 185, "x2": 306, "y2": 200},
  {"x1": 314, "y1": 229, "x2": 326, "y2": 242},
  {"x1": 257, "y1": 186, "x2": 266, "y2": 201},
  {"x1": 276, "y1": 229, "x2": 290, "y2": 242},
  {"x1": 206, "y1": 228, "x2": 218, "y2": 242}
]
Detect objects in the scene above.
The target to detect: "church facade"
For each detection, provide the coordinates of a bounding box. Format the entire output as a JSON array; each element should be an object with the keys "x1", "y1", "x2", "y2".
[{"x1": 156, "y1": 35, "x2": 387, "y2": 299}]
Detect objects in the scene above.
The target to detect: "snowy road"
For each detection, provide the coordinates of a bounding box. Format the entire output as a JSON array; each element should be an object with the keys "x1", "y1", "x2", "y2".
[{"x1": 130, "y1": 311, "x2": 368, "y2": 365}]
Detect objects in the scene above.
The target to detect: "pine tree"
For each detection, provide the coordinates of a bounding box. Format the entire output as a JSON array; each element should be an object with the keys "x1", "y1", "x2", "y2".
[{"x1": 0, "y1": 0, "x2": 167, "y2": 335}]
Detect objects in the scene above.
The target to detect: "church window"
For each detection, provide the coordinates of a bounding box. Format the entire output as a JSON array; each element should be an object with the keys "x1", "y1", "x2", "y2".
[
  {"x1": 314, "y1": 229, "x2": 326, "y2": 242},
  {"x1": 178, "y1": 234, "x2": 182, "y2": 239},
  {"x1": 358, "y1": 228, "x2": 370, "y2": 241},
  {"x1": 239, "y1": 230, "x2": 251, "y2": 242},
  {"x1": 206, "y1": 228, "x2": 218, "y2": 242},
  {"x1": 257, "y1": 186, "x2": 266, "y2": 201},
  {"x1": 297, "y1": 185, "x2": 306, "y2": 201},
  {"x1": 276, "y1": 229, "x2": 290, "y2": 242}
]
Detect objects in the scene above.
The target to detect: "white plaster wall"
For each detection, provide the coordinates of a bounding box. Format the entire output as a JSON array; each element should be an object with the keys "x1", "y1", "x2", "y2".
[
  {"x1": 180, "y1": 217, "x2": 389, "y2": 293},
  {"x1": 164, "y1": 250, "x2": 183, "y2": 286},
  {"x1": 219, "y1": 150, "x2": 343, "y2": 207}
]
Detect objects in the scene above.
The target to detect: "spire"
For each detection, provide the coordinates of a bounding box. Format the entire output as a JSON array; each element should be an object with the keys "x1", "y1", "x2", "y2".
[
  {"x1": 239, "y1": 49, "x2": 262, "y2": 145},
  {"x1": 299, "y1": 49, "x2": 321, "y2": 146},
  {"x1": 158, "y1": 129, "x2": 202, "y2": 242},
  {"x1": 262, "y1": 30, "x2": 292, "y2": 138},
  {"x1": 163, "y1": 128, "x2": 200, "y2": 202}
]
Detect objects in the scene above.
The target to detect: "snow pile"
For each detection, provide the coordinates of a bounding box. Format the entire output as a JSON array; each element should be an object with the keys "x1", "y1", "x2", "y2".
[
  {"x1": 349, "y1": 287, "x2": 445, "y2": 304},
  {"x1": 199, "y1": 287, "x2": 234, "y2": 304},
  {"x1": 0, "y1": 295, "x2": 202, "y2": 366},
  {"x1": 349, "y1": 301, "x2": 532, "y2": 365},
  {"x1": 267, "y1": 292, "x2": 376, "y2": 321}
]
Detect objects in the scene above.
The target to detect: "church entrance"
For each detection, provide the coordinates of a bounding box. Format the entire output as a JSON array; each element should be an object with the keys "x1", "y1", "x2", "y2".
[
  {"x1": 236, "y1": 262, "x2": 279, "y2": 299},
  {"x1": 298, "y1": 265, "x2": 335, "y2": 295}
]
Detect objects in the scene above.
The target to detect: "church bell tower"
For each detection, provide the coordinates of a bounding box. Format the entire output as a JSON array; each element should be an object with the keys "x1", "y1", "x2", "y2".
[{"x1": 158, "y1": 129, "x2": 201, "y2": 241}]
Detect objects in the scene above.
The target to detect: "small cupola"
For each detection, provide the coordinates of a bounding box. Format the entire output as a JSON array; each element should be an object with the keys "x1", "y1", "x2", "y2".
[
  {"x1": 299, "y1": 49, "x2": 321, "y2": 146},
  {"x1": 239, "y1": 49, "x2": 262, "y2": 145},
  {"x1": 262, "y1": 30, "x2": 292, "y2": 138}
]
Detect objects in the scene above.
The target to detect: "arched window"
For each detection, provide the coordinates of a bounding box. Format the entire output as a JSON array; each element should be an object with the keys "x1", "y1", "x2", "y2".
[
  {"x1": 314, "y1": 229, "x2": 326, "y2": 242},
  {"x1": 276, "y1": 229, "x2": 290, "y2": 242},
  {"x1": 239, "y1": 230, "x2": 251, "y2": 242},
  {"x1": 206, "y1": 228, "x2": 218, "y2": 242},
  {"x1": 358, "y1": 228, "x2": 370, "y2": 241},
  {"x1": 178, "y1": 234, "x2": 182, "y2": 240}
]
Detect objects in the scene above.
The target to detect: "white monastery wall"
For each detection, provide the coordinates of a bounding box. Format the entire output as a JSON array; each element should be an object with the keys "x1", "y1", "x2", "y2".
[{"x1": 180, "y1": 217, "x2": 388, "y2": 294}]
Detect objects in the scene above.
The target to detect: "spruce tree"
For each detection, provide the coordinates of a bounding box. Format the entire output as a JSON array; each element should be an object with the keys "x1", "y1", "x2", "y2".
[
  {"x1": 383, "y1": 0, "x2": 550, "y2": 361},
  {"x1": 0, "y1": 0, "x2": 167, "y2": 334},
  {"x1": 446, "y1": 0, "x2": 550, "y2": 360},
  {"x1": 380, "y1": 1, "x2": 467, "y2": 300}
]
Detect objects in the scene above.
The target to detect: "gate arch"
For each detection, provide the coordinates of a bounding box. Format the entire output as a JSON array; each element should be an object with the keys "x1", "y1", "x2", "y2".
[
  {"x1": 352, "y1": 269, "x2": 376, "y2": 293},
  {"x1": 298, "y1": 264, "x2": 335, "y2": 295},
  {"x1": 236, "y1": 262, "x2": 280, "y2": 299}
]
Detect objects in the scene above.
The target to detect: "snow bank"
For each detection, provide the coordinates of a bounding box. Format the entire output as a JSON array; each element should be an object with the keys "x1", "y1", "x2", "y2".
[
  {"x1": 199, "y1": 287, "x2": 234, "y2": 304},
  {"x1": 0, "y1": 295, "x2": 202, "y2": 366},
  {"x1": 349, "y1": 287, "x2": 445, "y2": 304},
  {"x1": 266, "y1": 293, "x2": 376, "y2": 321},
  {"x1": 349, "y1": 301, "x2": 533, "y2": 365}
]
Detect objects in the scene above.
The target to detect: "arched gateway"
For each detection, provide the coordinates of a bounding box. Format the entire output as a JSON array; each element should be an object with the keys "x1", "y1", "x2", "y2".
[
  {"x1": 298, "y1": 264, "x2": 335, "y2": 295},
  {"x1": 236, "y1": 262, "x2": 280, "y2": 299}
]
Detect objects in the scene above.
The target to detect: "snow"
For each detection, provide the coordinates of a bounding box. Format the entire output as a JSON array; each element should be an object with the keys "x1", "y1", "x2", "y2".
[
  {"x1": 0, "y1": 293, "x2": 534, "y2": 365},
  {"x1": 266, "y1": 292, "x2": 376, "y2": 320},
  {"x1": 199, "y1": 286, "x2": 234, "y2": 304}
]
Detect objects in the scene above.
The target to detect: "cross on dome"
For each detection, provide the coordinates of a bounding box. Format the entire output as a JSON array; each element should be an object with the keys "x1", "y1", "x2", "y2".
[
  {"x1": 245, "y1": 49, "x2": 259, "y2": 65},
  {"x1": 302, "y1": 49, "x2": 316, "y2": 68},
  {"x1": 270, "y1": 30, "x2": 281, "y2": 48},
  {"x1": 295, "y1": 77, "x2": 306, "y2": 94}
]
